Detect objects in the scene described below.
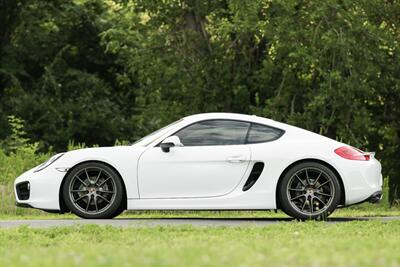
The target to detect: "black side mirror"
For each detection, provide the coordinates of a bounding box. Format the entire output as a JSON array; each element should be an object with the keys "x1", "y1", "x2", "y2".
[
  {"x1": 161, "y1": 142, "x2": 175, "y2": 153},
  {"x1": 160, "y1": 135, "x2": 183, "y2": 152}
]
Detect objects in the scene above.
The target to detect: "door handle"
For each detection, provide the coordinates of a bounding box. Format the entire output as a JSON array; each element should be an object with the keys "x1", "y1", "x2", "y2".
[{"x1": 226, "y1": 155, "x2": 247, "y2": 163}]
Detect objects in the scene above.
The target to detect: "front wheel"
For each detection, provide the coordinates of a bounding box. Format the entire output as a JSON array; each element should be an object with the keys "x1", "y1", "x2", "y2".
[
  {"x1": 278, "y1": 162, "x2": 341, "y2": 220},
  {"x1": 62, "y1": 162, "x2": 125, "y2": 219}
]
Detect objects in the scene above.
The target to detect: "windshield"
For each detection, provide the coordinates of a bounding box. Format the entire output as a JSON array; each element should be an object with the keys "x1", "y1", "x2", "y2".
[{"x1": 132, "y1": 119, "x2": 183, "y2": 146}]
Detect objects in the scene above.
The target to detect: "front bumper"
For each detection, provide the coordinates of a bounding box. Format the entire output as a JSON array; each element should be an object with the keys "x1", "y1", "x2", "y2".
[
  {"x1": 15, "y1": 202, "x2": 34, "y2": 208},
  {"x1": 14, "y1": 166, "x2": 67, "y2": 211}
]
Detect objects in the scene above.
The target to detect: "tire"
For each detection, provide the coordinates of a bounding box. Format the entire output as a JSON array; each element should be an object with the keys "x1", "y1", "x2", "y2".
[
  {"x1": 278, "y1": 162, "x2": 341, "y2": 220},
  {"x1": 62, "y1": 162, "x2": 125, "y2": 219}
]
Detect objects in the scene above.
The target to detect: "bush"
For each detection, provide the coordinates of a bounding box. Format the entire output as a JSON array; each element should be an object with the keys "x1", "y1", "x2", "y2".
[{"x1": 0, "y1": 116, "x2": 52, "y2": 215}]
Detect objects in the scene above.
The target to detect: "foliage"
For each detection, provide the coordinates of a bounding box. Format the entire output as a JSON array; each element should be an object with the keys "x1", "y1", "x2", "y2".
[
  {"x1": 1, "y1": 116, "x2": 32, "y2": 153},
  {"x1": 0, "y1": 0, "x2": 400, "y2": 202},
  {"x1": 0, "y1": 116, "x2": 50, "y2": 215}
]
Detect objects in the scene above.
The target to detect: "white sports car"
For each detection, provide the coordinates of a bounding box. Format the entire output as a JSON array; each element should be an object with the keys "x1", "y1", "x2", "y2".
[{"x1": 14, "y1": 113, "x2": 382, "y2": 220}]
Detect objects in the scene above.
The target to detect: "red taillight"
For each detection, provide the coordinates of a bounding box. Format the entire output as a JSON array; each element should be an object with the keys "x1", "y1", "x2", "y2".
[{"x1": 334, "y1": 146, "x2": 370, "y2": 161}]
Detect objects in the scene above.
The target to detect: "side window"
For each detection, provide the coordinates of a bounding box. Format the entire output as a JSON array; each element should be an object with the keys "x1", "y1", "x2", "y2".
[
  {"x1": 176, "y1": 120, "x2": 250, "y2": 146},
  {"x1": 246, "y1": 123, "x2": 284, "y2": 144}
]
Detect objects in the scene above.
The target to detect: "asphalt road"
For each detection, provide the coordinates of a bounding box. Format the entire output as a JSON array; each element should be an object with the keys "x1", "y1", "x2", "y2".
[{"x1": 0, "y1": 216, "x2": 399, "y2": 228}]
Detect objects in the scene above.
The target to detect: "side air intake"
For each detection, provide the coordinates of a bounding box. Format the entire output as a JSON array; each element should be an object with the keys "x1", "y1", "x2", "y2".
[{"x1": 243, "y1": 162, "x2": 265, "y2": 191}]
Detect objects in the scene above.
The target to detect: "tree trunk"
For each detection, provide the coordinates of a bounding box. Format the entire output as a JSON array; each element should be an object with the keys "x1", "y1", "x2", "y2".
[{"x1": 388, "y1": 129, "x2": 400, "y2": 205}]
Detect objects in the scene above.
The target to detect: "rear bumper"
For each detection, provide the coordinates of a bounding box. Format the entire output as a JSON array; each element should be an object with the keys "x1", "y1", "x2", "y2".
[
  {"x1": 335, "y1": 156, "x2": 383, "y2": 206},
  {"x1": 367, "y1": 191, "x2": 383, "y2": 203},
  {"x1": 342, "y1": 190, "x2": 383, "y2": 209}
]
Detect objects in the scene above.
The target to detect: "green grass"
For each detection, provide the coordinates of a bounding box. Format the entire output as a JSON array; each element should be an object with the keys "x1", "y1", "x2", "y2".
[{"x1": 0, "y1": 221, "x2": 399, "y2": 267}]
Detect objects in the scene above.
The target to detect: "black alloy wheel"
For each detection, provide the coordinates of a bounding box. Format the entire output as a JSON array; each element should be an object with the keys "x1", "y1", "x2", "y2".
[
  {"x1": 279, "y1": 162, "x2": 341, "y2": 220},
  {"x1": 62, "y1": 162, "x2": 124, "y2": 219}
]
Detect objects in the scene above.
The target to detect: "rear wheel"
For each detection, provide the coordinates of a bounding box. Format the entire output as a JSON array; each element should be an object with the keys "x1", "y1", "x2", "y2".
[
  {"x1": 278, "y1": 162, "x2": 341, "y2": 220},
  {"x1": 62, "y1": 162, "x2": 125, "y2": 219}
]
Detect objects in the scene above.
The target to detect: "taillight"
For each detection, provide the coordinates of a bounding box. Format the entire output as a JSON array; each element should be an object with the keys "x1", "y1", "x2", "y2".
[{"x1": 334, "y1": 146, "x2": 370, "y2": 161}]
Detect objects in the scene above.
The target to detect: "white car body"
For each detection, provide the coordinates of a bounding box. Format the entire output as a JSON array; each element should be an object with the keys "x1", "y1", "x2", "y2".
[{"x1": 14, "y1": 113, "x2": 382, "y2": 212}]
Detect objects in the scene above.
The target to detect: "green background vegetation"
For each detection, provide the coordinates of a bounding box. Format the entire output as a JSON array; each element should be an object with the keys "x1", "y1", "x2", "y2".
[
  {"x1": 1, "y1": 1, "x2": 400, "y2": 266},
  {"x1": 1, "y1": 0, "x2": 400, "y2": 203}
]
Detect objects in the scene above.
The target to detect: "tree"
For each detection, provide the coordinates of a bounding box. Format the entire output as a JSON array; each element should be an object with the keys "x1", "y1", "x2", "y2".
[{"x1": 1, "y1": 0, "x2": 400, "y2": 203}]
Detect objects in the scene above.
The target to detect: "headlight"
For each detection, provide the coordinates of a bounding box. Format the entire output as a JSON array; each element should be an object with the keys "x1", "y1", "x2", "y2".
[{"x1": 34, "y1": 153, "x2": 65, "y2": 172}]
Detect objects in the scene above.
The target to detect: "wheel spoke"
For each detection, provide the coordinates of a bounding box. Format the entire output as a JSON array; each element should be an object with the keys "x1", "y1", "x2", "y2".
[
  {"x1": 301, "y1": 200, "x2": 307, "y2": 211},
  {"x1": 315, "y1": 196, "x2": 327, "y2": 206},
  {"x1": 289, "y1": 188, "x2": 305, "y2": 192},
  {"x1": 310, "y1": 198, "x2": 314, "y2": 213},
  {"x1": 98, "y1": 177, "x2": 111, "y2": 187},
  {"x1": 314, "y1": 172, "x2": 323, "y2": 184},
  {"x1": 305, "y1": 169, "x2": 311, "y2": 185},
  {"x1": 316, "y1": 180, "x2": 331, "y2": 188},
  {"x1": 295, "y1": 174, "x2": 306, "y2": 186},
  {"x1": 290, "y1": 194, "x2": 306, "y2": 201},
  {"x1": 94, "y1": 170, "x2": 102, "y2": 185},
  {"x1": 85, "y1": 195, "x2": 91, "y2": 211},
  {"x1": 84, "y1": 168, "x2": 91, "y2": 183},
  {"x1": 74, "y1": 175, "x2": 88, "y2": 187},
  {"x1": 98, "y1": 189, "x2": 115, "y2": 194},
  {"x1": 97, "y1": 194, "x2": 111, "y2": 203},
  {"x1": 94, "y1": 196, "x2": 98, "y2": 212},
  {"x1": 74, "y1": 194, "x2": 88, "y2": 203},
  {"x1": 71, "y1": 189, "x2": 87, "y2": 193},
  {"x1": 315, "y1": 191, "x2": 332, "y2": 197}
]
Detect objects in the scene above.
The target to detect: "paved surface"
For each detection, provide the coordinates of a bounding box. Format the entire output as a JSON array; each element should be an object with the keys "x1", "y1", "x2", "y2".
[{"x1": 0, "y1": 216, "x2": 399, "y2": 228}]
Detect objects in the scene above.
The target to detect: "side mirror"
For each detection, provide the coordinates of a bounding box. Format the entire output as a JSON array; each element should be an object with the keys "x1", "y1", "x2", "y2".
[{"x1": 160, "y1": 136, "x2": 183, "y2": 153}]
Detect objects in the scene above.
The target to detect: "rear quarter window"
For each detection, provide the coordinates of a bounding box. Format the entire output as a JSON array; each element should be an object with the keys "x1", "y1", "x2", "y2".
[{"x1": 246, "y1": 123, "x2": 284, "y2": 144}]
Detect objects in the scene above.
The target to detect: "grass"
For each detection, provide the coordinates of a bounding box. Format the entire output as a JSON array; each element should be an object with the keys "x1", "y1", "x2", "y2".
[{"x1": 0, "y1": 221, "x2": 399, "y2": 267}]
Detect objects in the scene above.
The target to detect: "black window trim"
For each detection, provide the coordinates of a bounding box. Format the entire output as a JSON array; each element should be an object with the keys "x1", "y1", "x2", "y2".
[{"x1": 155, "y1": 119, "x2": 285, "y2": 147}]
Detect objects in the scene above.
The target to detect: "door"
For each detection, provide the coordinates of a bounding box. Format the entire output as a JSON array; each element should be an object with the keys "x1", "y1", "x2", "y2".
[{"x1": 138, "y1": 120, "x2": 252, "y2": 198}]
